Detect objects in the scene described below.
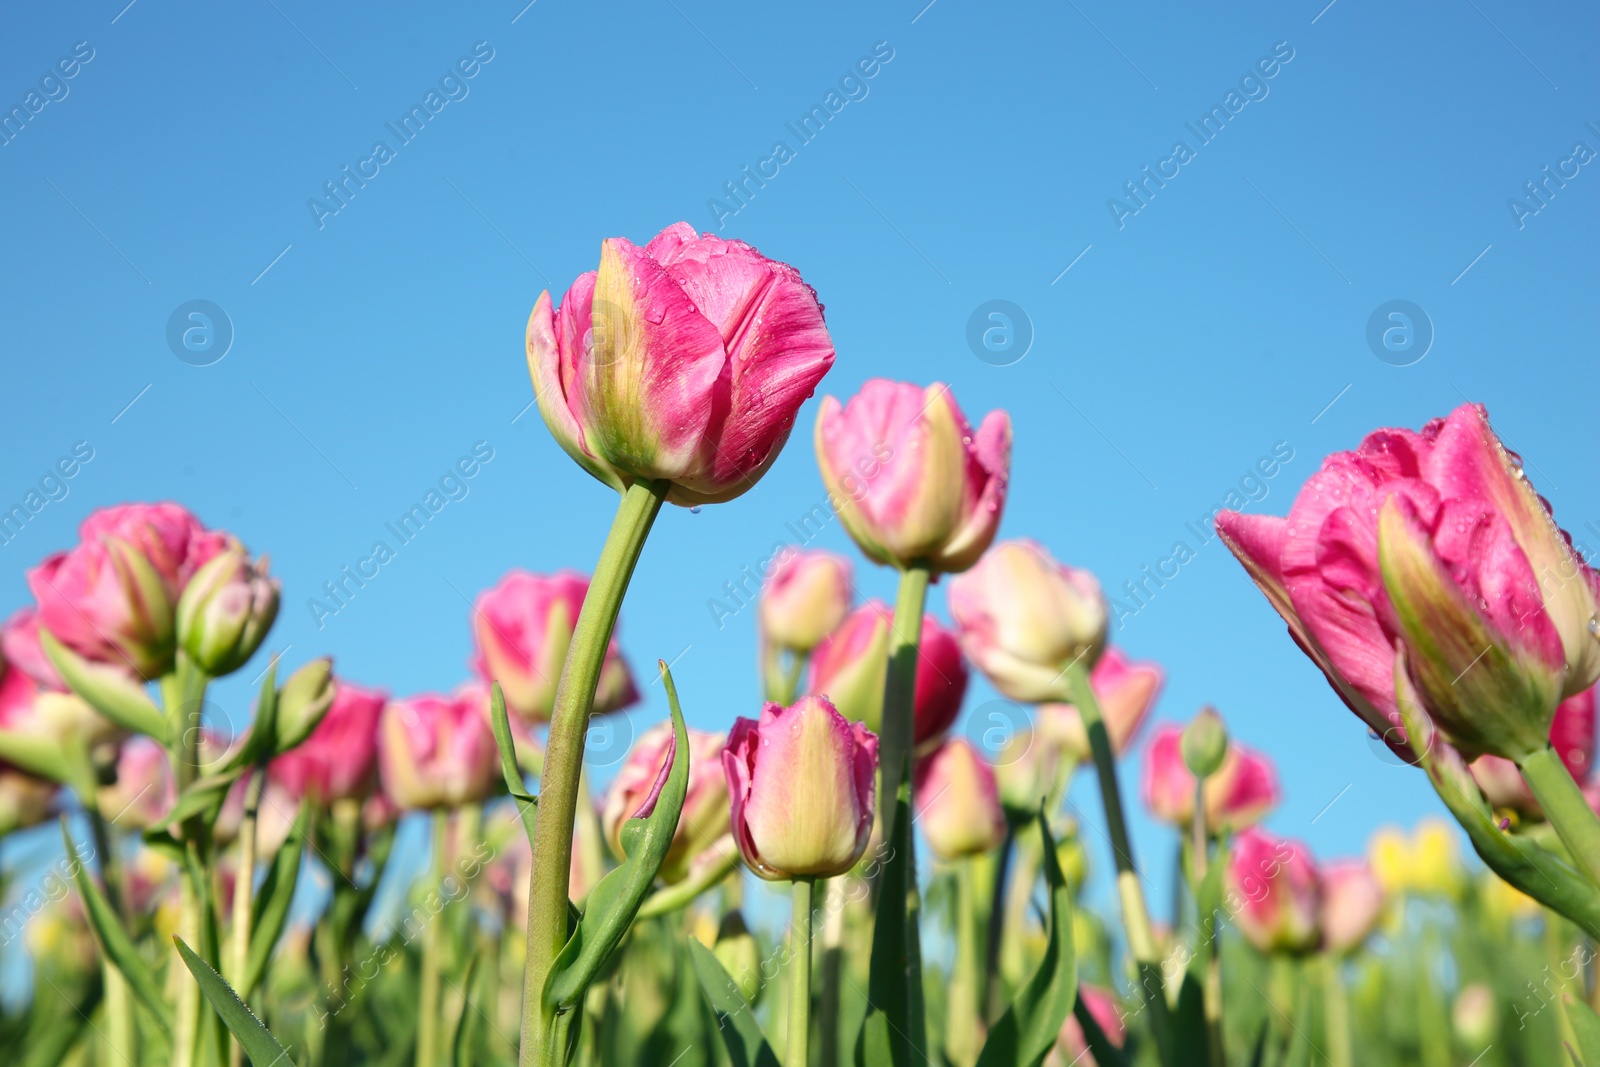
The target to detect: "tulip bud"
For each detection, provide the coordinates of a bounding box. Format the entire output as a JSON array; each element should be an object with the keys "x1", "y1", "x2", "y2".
[
  {"x1": 807, "y1": 603, "x2": 968, "y2": 749},
  {"x1": 378, "y1": 686, "x2": 500, "y2": 810},
  {"x1": 723, "y1": 695, "x2": 878, "y2": 880},
  {"x1": 1318, "y1": 860, "x2": 1384, "y2": 954},
  {"x1": 759, "y1": 550, "x2": 853, "y2": 653},
  {"x1": 602, "y1": 723, "x2": 729, "y2": 884},
  {"x1": 176, "y1": 547, "x2": 279, "y2": 677},
  {"x1": 816, "y1": 379, "x2": 1010, "y2": 574},
  {"x1": 948, "y1": 539, "x2": 1107, "y2": 704},
  {"x1": 98, "y1": 736, "x2": 175, "y2": 830},
  {"x1": 1142, "y1": 723, "x2": 1279, "y2": 833},
  {"x1": 914, "y1": 739, "x2": 1005, "y2": 860},
  {"x1": 1181, "y1": 707, "x2": 1229, "y2": 780},
  {"x1": 272, "y1": 659, "x2": 336, "y2": 755},
  {"x1": 1226, "y1": 828, "x2": 1321, "y2": 955},
  {"x1": 268, "y1": 679, "x2": 386, "y2": 803},
  {"x1": 1452, "y1": 983, "x2": 1496, "y2": 1048},
  {"x1": 713, "y1": 910, "x2": 763, "y2": 1005}
]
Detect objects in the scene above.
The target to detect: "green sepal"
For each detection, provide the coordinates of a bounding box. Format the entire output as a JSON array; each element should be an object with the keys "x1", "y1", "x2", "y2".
[{"x1": 39, "y1": 629, "x2": 166, "y2": 738}]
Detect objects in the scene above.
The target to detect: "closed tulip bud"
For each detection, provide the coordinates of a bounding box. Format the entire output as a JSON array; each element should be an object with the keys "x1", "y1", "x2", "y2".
[
  {"x1": 602, "y1": 723, "x2": 729, "y2": 884},
  {"x1": 0, "y1": 764, "x2": 57, "y2": 837},
  {"x1": 1037, "y1": 647, "x2": 1164, "y2": 764},
  {"x1": 98, "y1": 736, "x2": 175, "y2": 830},
  {"x1": 1452, "y1": 983, "x2": 1497, "y2": 1048},
  {"x1": 949, "y1": 540, "x2": 1107, "y2": 703},
  {"x1": 1318, "y1": 859, "x2": 1384, "y2": 954},
  {"x1": 470, "y1": 569, "x2": 639, "y2": 724},
  {"x1": 379, "y1": 686, "x2": 500, "y2": 810},
  {"x1": 175, "y1": 546, "x2": 279, "y2": 677},
  {"x1": 723, "y1": 695, "x2": 878, "y2": 880},
  {"x1": 1181, "y1": 706, "x2": 1229, "y2": 780},
  {"x1": 914, "y1": 739, "x2": 1005, "y2": 860},
  {"x1": 815, "y1": 379, "x2": 1010, "y2": 574},
  {"x1": 28, "y1": 503, "x2": 230, "y2": 679},
  {"x1": 1142, "y1": 723, "x2": 1280, "y2": 833},
  {"x1": 269, "y1": 679, "x2": 386, "y2": 802},
  {"x1": 807, "y1": 602, "x2": 969, "y2": 749},
  {"x1": 272, "y1": 658, "x2": 337, "y2": 755},
  {"x1": 713, "y1": 910, "x2": 763, "y2": 1005},
  {"x1": 527, "y1": 222, "x2": 835, "y2": 506},
  {"x1": 760, "y1": 550, "x2": 853, "y2": 653},
  {"x1": 1226, "y1": 828, "x2": 1322, "y2": 955}
]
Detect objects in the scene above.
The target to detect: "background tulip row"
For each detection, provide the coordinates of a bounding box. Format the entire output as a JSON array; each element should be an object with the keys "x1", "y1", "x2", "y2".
[{"x1": 2, "y1": 223, "x2": 1599, "y2": 1067}]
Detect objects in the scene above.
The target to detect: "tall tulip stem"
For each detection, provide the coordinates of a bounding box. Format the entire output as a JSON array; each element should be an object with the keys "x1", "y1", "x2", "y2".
[
  {"x1": 787, "y1": 876, "x2": 814, "y2": 1067},
  {"x1": 521, "y1": 479, "x2": 668, "y2": 1065},
  {"x1": 881, "y1": 563, "x2": 930, "y2": 844},
  {"x1": 1518, "y1": 744, "x2": 1600, "y2": 887},
  {"x1": 1063, "y1": 659, "x2": 1174, "y2": 1064},
  {"x1": 418, "y1": 809, "x2": 450, "y2": 1067}
]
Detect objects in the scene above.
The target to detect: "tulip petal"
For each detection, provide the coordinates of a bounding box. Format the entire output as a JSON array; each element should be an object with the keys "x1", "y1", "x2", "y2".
[
  {"x1": 528, "y1": 285, "x2": 625, "y2": 493},
  {"x1": 937, "y1": 408, "x2": 1011, "y2": 572}
]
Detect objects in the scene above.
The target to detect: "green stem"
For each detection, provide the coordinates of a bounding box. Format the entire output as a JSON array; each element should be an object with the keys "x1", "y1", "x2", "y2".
[
  {"x1": 816, "y1": 878, "x2": 846, "y2": 1067},
  {"x1": 981, "y1": 824, "x2": 1014, "y2": 1024},
  {"x1": 1190, "y1": 782, "x2": 1225, "y2": 1067},
  {"x1": 880, "y1": 563, "x2": 930, "y2": 844},
  {"x1": 1321, "y1": 955, "x2": 1351, "y2": 1067},
  {"x1": 787, "y1": 877, "x2": 814, "y2": 1067},
  {"x1": 1519, "y1": 744, "x2": 1600, "y2": 887},
  {"x1": 228, "y1": 768, "x2": 265, "y2": 1067},
  {"x1": 418, "y1": 809, "x2": 450, "y2": 1067},
  {"x1": 163, "y1": 655, "x2": 211, "y2": 1067},
  {"x1": 1063, "y1": 659, "x2": 1174, "y2": 1065},
  {"x1": 521, "y1": 480, "x2": 667, "y2": 1065},
  {"x1": 945, "y1": 860, "x2": 982, "y2": 1067}
]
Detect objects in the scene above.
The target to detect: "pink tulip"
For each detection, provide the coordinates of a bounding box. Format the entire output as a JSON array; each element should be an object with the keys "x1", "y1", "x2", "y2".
[
  {"x1": 759, "y1": 550, "x2": 854, "y2": 653},
  {"x1": 1217, "y1": 404, "x2": 1600, "y2": 763},
  {"x1": 379, "y1": 685, "x2": 500, "y2": 810},
  {"x1": 814, "y1": 379, "x2": 1010, "y2": 574},
  {"x1": 1142, "y1": 723, "x2": 1279, "y2": 833},
  {"x1": 601, "y1": 723, "x2": 729, "y2": 884},
  {"x1": 27, "y1": 503, "x2": 231, "y2": 678},
  {"x1": 470, "y1": 569, "x2": 639, "y2": 724},
  {"x1": 1, "y1": 609, "x2": 64, "y2": 689},
  {"x1": 1226, "y1": 828, "x2": 1321, "y2": 955},
  {"x1": 269, "y1": 680, "x2": 388, "y2": 802},
  {"x1": 0, "y1": 644, "x2": 120, "y2": 753},
  {"x1": 526, "y1": 222, "x2": 835, "y2": 506},
  {"x1": 723, "y1": 695, "x2": 878, "y2": 880},
  {"x1": 98, "y1": 736, "x2": 175, "y2": 830},
  {"x1": 914, "y1": 739, "x2": 1005, "y2": 860},
  {"x1": 1319, "y1": 859, "x2": 1385, "y2": 954},
  {"x1": 1052, "y1": 985, "x2": 1125, "y2": 1067},
  {"x1": 1038, "y1": 647, "x2": 1164, "y2": 763},
  {"x1": 1471, "y1": 685, "x2": 1595, "y2": 816},
  {"x1": 949, "y1": 539, "x2": 1107, "y2": 703},
  {"x1": 806, "y1": 601, "x2": 968, "y2": 748}
]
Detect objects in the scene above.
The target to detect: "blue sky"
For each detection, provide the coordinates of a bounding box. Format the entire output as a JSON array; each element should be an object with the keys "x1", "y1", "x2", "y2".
[{"x1": 1, "y1": 0, "x2": 1597, "y2": 939}]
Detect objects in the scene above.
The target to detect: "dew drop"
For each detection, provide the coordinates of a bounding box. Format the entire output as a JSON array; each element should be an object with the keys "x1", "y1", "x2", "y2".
[
  {"x1": 690, "y1": 505, "x2": 703, "y2": 514},
  {"x1": 1589, "y1": 615, "x2": 1599, "y2": 638}
]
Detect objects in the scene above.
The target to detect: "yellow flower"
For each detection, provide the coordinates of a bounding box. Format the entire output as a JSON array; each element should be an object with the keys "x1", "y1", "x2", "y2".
[{"x1": 1367, "y1": 817, "x2": 1461, "y2": 897}]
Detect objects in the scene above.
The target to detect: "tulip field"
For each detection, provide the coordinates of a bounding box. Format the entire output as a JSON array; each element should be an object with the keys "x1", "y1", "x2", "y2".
[{"x1": 0, "y1": 212, "x2": 1597, "y2": 1067}]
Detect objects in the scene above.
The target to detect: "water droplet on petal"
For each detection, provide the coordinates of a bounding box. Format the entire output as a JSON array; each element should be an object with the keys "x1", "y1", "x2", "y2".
[{"x1": 690, "y1": 505, "x2": 703, "y2": 514}]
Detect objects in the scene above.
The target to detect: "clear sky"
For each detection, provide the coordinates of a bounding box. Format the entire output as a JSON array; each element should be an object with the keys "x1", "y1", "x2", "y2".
[{"x1": 1, "y1": 0, "x2": 1597, "y2": 940}]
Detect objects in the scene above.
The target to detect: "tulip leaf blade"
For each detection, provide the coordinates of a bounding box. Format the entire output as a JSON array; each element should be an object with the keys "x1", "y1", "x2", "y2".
[
  {"x1": 975, "y1": 810, "x2": 1078, "y2": 1067},
  {"x1": 39, "y1": 629, "x2": 169, "y2": 738},
  {"x1": 220, "y1": 659, "x2": 279, "y2": 773},
  {"x1": 157, "y1": 767, "x2": 247, "y2": 834},
  {"x1": 687, "y1": 939, "x2": 780, "y2": 1067},
  {"x1": 242, "y1": 798, "x2": 310, "y2": 997},
  {"x1": 1564, "y1": 995, "x2": 1600, "y2": 1067},
  {"x1": 542, "y1": 659, "x2": 691, "y2": 1013},
  {"x1": 174, "y1": 936, "x2": 295, "y2": 1066},
  {"x1": 488, "y1": 682, "x2": 539, "y2": 844},
  {"x1": 59, "y1": 819, "x2": 174, "y2": 1043}
]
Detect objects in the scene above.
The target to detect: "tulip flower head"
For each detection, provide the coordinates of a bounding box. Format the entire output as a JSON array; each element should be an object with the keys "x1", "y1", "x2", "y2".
[
  {"x1": 1226, "y1": 828, "x2": 1321, "y2": 955},
  {"x1": 1036, "y1": 646, "x2": 1163, "y2": 764},
  {"x1": 759, "y1": 550, "x2": 854, "y2": 653},
  {"x1": 470, "y1": 569, "x2": 639, "y2": 723},
  {"x1": 914, "y1": 738, "x2": 1006, "y2": 860},
  {"x1": 379, "y1": 686, "x2": 501, "y2": 810},
  {"x1": 723, "y1": 695, "x2": 878, "y2": 880},
  {"x1": 603, "y1": 723, "x2": 729, "y2": 884},
  {"x1": 175, "y1": 545, "x2": 279, "y2": 677},
  {"x1": 270, "y1": 680, "x2": 387, "y2": 803},
  {"x1": 949, "y1": 539, "x2": 1107, "y2": 704},
  {"x1": 1217, "y1": 404, "x2": 1600, "y2": 764},
  {"x1": 526, "y1": 222, "x2": 836, "y2": 506},
  {"x1": 1142, "y1": 722, "x2": 1279, "y2": 833},
  {"x1": 1318, "y1": 859, "x2": 1385, "y2": 954},
  {"x1": 806, "y1": 601, "x2": 968, "y2": 749},
  {"x1": 815, "y1": 379, "x2": 1010, "y2": 574}
]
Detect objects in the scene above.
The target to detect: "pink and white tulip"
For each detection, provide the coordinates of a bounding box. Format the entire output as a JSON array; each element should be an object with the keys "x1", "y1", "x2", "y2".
[
  {"x1": 759, "y1": 550, "x2": 854, "y2": 653},
  {"x1": 949, "y1": 539, "x2": 1107, "y2": 703},
  {"x1": 1226, "y1": 828, "x2": 1321, "y2": 955},
  {"x1": 914, "y1": 739, "x2": 1006, "y2": 860},
  {"x1": 1142, "y1": 722, "x2": 1279, "y2": 833},
  {"x1": 1217, "y1": 404, "x2": 1600, "y2": 763},
  {"x1": 1318, "y1": 859, "x2": 1385, "y2": 954},
  {"x1": 526, "y1": 222, "x2": 835, "y2": 506},
  {"x1": 470, "y1": 569, "x2": 638, "y2": 724},
  {"x1": 379, "y1": 685, "x2": 500, "y2": 810},
  {"x1": 602, "y1": 723, "x2": 729, "y2": 883},
  {"x1": 0, "y1": 641, "x2": 119, "y2": 754},
  {"x1": 807, "y1": 601, "x2": 968, "y2": 748},
  {"x1": 723, "y1": 695, "x2": 878, "y2": 880},
  {"x1": 1038, "y1": 646, "x2": 1164, "y2": 764},
  {"x1": 815, "y1": 379, "x2": 1010, "y2": 574},
  {"x1": 270, "y1": 680, "x2": 387, "y2": 803}
]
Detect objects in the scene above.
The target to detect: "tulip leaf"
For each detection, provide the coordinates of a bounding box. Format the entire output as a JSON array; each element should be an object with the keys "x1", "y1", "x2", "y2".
[
  {"x1": 859, "y1": 754, "x2": 927, "y2": 1067},
  {"x1": 220, "y1": 661, "x2": 279, "y2": 773},
  {"x1": 975, "y1": 809, "x2": 1079, "y2": 1067},
  {"x1": 242, "y1": 799, "x2": 310, "y2": 998},
  {"x1": 1395, "y1": 650, "x2": 1600, "y2": 940},
  {"x1": 39, "y1": 630, "x2": 168, "y2": 738},
  {"x1": 687, "y1": 939, "x2": 781, "y2": 1067},
  {"x1": 59, "y1": 819, "x2": 173, "y2": 1043},
  {"x1": 157, "y1": 767, "x2": 247, "y2": 833},
  {"x1": 1564, "y1": 995, "x2": 1600, "y2": 1067},
  {"x1": 488, "y1": 682, "x2": 539, "y2": 844},
  {"x1": 637, "y1": 845, "x2": 740, "y2": 919},
  {"x1": 542, "y1": 659, "x2": 691, "y2": 1013},
  {"x1": 174, "y1": 936, "x2": 296, "y2": 1066}
]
